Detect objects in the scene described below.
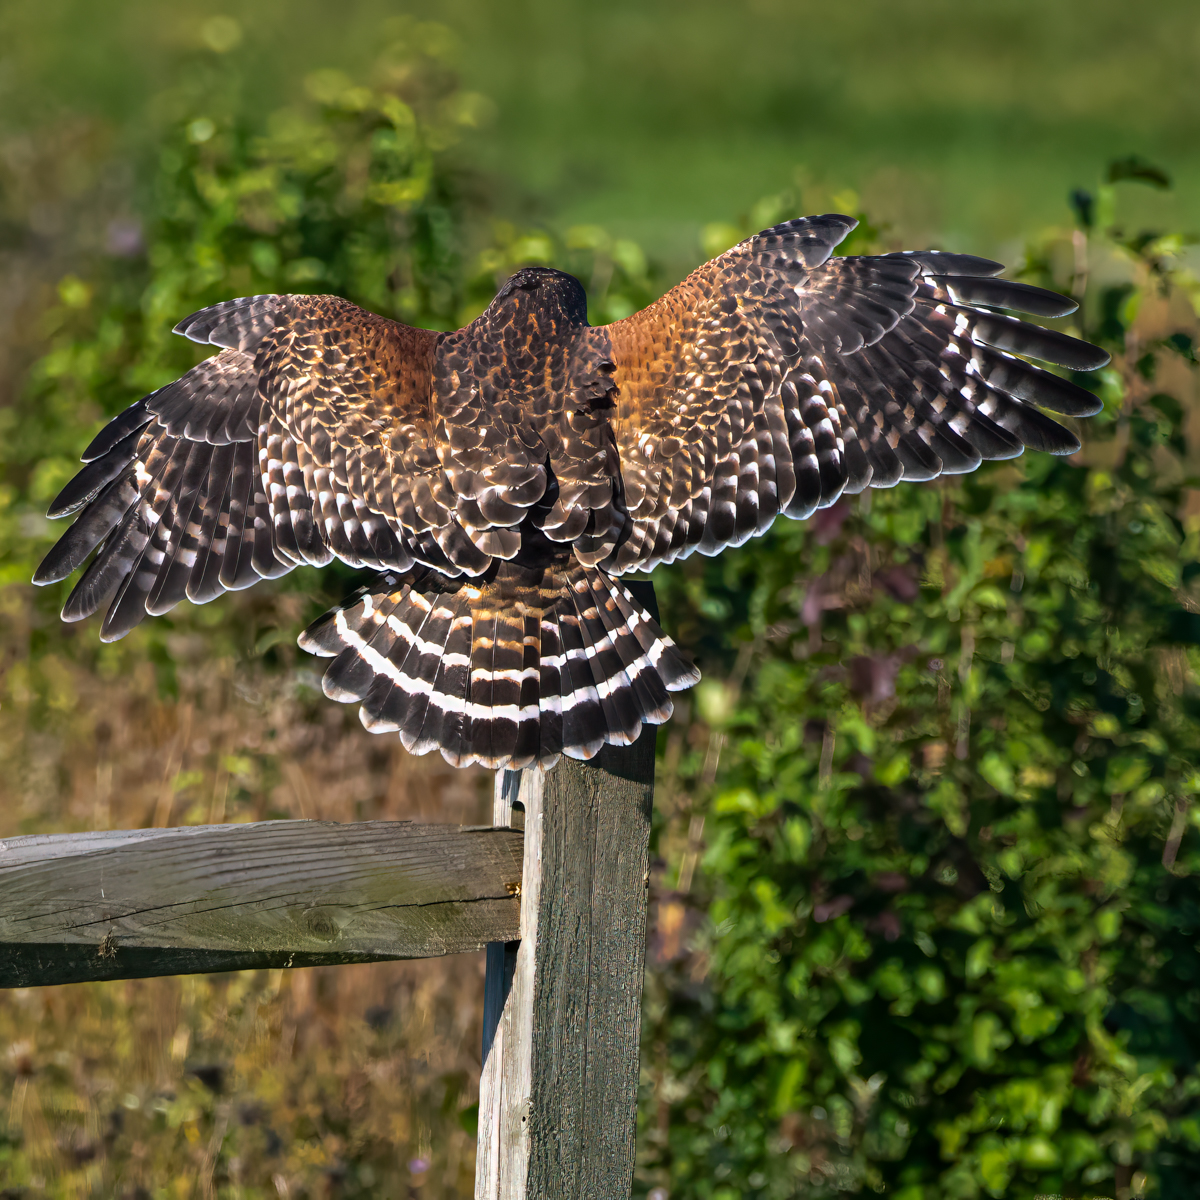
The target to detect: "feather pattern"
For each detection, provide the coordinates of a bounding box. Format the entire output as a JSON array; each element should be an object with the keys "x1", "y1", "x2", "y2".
[
  {"x1": 605, "y1": 218, "x2": 1107, "y2": 571},
  {"x1": 37, "y1": 213, "x2": 1107, "y2": 767},
  {"x1": 299, "y1": 562, "x2": 696, "y2": 769}
]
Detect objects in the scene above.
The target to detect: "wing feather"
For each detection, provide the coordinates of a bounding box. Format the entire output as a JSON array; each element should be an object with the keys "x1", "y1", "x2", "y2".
[
  {"x1": 604, "y1": 216, "x2": 1108, "y2": 572},
  {"x1": 36, "y1": 295, "x2": 445, "y2": 634}
]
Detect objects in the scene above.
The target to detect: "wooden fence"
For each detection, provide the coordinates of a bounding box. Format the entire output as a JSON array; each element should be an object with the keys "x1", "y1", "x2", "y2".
[{"x1": 0, "y1": 737, "x2": 656, "y2": 1199}]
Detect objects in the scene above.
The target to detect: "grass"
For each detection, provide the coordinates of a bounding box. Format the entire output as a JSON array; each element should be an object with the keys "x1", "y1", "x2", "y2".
[{"x1": 2, "y1": 0, "x2": 1197, "y2": 273}]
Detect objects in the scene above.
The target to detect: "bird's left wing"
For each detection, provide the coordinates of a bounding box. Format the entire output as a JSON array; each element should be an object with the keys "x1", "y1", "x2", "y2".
[
  {"x1": 34, "y1": 294, "x2": 457, "y2": 640},
  {"x1": 601, "y1": 215, "x2": 1108, "y2": 573}
]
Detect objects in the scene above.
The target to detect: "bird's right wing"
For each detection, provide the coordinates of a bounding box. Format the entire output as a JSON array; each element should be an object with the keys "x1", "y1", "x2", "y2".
[{"x1": 601, "y1": 216, "x2": 1108, "y2": 573}]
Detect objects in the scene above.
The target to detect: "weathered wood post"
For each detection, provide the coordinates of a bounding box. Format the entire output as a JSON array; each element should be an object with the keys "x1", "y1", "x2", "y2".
[
  {"x1": 475, "y1": 580, "x2": 660, "y2": 1200},
  {"x1": 475, "y1": 738, "x2": 656, "y2": 1200}
]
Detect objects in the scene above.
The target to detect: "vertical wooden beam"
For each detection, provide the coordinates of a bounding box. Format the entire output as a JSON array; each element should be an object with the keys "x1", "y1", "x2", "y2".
[{"x1": 475, "y1": 730, "x2": 656, "y2": 1200}]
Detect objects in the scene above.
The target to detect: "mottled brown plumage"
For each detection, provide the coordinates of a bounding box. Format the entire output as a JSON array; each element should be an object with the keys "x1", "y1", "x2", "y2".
[{"x1": 36, "y1": 215, "x2": 1108, "y2": 768}]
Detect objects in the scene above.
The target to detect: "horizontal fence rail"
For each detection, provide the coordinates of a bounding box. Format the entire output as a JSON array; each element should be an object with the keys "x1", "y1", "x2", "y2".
[{"x1": 0, "y1": 820, "x2": 523, "y2": 987}]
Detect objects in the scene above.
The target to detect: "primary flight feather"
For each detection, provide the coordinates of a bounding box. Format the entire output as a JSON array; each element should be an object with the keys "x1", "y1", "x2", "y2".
[{"x1": 35, "y1": 215, "x2": 1108, "y2": 769}]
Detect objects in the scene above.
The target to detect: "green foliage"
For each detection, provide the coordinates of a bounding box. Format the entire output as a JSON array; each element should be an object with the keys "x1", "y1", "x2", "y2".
[
  {"x1": 468, "y1": 218, "x2": 662, "y2": 326},
  {"x1": 639, "y1": 213, "x2": 1200, "y2": 1198},
  {"x1": 6, "y1": 0, "x2": 1200, "y2": 266}
]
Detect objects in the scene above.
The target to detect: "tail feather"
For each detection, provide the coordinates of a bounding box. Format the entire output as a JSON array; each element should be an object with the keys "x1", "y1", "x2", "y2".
[
  {"x1": 462, "y1": 605, "x2": 498, "y2": 765},
  {"x1": 594, "y1": 575, "x2": 676, "y2": 721},
  {"x1": 537, "y1": 610, "x2": 566, "y2": 762},
  {"x1": 322, "y1": 591, "x2": 407, "y2": 703},
  {"x1": 578, "y1": 570, "x2": 658, "y2": 746},
  {"x1": 512, "y1": 608, "x2": 544, "y2": 764},
  {"x1": 298, "y1": 561, "x2": 698, "y2": 769},
  {"x1": 470, "y1": 604, "x2": 526, "y2": 766},
  {"x1": 395, "y1": 591, "x2": 463, "y2": 756},
  {"x1": 407, "y1": 598, "x2": 472, "y2": 757},
  {"x1": 369, "y1": 588, "x2": 449, "y2": 736},
  {"x1": 420, "y1": 600, "x2": 474, "y2": 763},
  {"x1": 607, "y1": 582, "x2": 701, "y2": 693},
  {"x1": 554, "y1": 588, "x2": 608, "y2": 761},
  {"x1": 569, "y1": 572, "x2": 642, "y2": 748}
]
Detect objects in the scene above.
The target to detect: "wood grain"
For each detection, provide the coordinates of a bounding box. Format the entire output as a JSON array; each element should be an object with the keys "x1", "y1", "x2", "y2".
[
  {"x1": 477, "y1": 768, "x2": 542, "y2": 1199},
  {"x1": 527, "y1": 733, "x2": 656, "y2": 1198},
  {"x1": 0, "y1": 820, "x2": 522, "y2": 987},
  {"x1": 475, "y1": 727, "x2": 656, "y2": 1200}
]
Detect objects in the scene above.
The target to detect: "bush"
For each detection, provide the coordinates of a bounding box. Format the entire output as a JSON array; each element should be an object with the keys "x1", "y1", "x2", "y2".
[{"x1": 638, "y1": 209, "x2": 1200, "y2": 1198}]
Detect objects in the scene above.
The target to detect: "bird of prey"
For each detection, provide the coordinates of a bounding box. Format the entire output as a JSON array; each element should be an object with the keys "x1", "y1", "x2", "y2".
[{"x1": 35, "y1": 215, "x2": 1108, "y2": 770}]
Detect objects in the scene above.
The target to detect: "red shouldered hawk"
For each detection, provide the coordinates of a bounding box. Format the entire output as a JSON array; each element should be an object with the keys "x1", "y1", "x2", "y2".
[{"x1": 35, "y1": 215, "x2": 1108, "y2": 769}]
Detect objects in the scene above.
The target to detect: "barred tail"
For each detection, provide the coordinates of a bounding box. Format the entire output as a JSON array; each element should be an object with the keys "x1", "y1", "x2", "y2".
[{"x1": 298, "y1": 561, "x2": 699, "y2": 770}]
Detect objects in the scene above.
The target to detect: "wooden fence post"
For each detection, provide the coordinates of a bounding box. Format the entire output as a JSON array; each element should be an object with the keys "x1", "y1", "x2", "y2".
[{"x1": 475, "y1": 732, "x2": 656, "y2": 1199}]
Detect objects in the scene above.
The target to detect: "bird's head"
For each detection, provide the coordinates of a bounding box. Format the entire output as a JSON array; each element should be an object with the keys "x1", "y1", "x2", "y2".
[{"x1": 490, "y1": 266, "x2": 590, "y2": 329}]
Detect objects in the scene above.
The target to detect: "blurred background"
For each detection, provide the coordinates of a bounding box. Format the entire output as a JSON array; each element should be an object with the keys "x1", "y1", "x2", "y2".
[
  {"x1": 5, "y1": 0, "x2": 1199, "y2": 269},
  {"x1": 1, "y1": 2, "x2": 1198, "y2": 1197}
]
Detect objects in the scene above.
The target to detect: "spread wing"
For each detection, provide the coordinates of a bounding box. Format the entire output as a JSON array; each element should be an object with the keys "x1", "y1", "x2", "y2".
[
  {"x1": 33, "y1": 294, "x2": 467, "y2": 640},
  {"x1": 602, "y1": 214, "x2": 1109, "y2": 573}
]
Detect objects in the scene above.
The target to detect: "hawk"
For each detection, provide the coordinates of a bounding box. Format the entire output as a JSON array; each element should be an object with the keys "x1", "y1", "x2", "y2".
[{"x1": 35, "y1": 215, "x2": 1108, "y2": 769}]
